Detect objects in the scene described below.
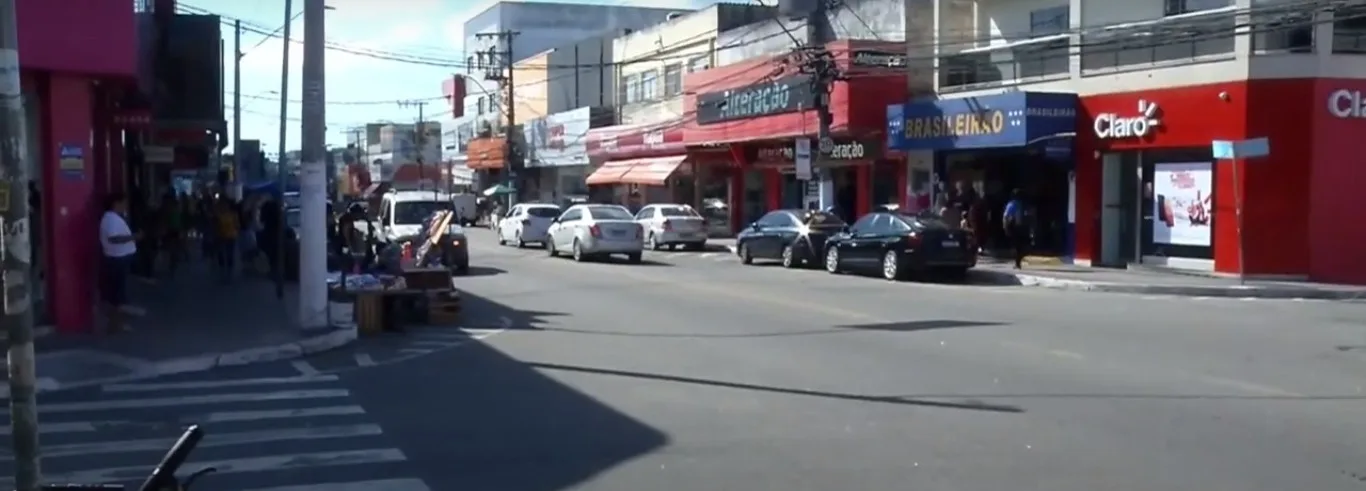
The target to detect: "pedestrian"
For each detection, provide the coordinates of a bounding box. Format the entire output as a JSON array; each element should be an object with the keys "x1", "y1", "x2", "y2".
[
  {"x1": 1002, "y1": 189, "x2": 1030, "y2": 269},
  {"x1": 213, "y1": 197, "x2": 241, "y2": 281},
  {"x1": 99, "y1": 193, "x2": 139, "y2": 332},
  {"x1": 160, "y1": 192, "x2": 185, "y2": 276}
]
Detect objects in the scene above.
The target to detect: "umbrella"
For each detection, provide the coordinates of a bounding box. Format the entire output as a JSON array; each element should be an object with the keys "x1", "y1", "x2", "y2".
[{"x1": 482, "y1": 184, "x2": 516, "y2": 196}]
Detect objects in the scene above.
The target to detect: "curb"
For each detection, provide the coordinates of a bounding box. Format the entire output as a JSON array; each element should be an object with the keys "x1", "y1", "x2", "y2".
[
  {"x1": 1, "y1": 306, "x2": 359, "y2": 397},
  {"x1": 970, "y1": 270, "x2": 1366, "y2": 300}
]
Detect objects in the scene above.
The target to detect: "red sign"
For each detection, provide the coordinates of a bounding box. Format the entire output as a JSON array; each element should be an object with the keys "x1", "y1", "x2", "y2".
[{"x1": 586, "y1": 120, "x2": 687, "y2": 160}]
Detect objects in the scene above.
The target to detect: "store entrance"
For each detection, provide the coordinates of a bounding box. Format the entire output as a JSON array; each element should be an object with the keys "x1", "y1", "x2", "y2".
[
  {"x1": 1098, "y1": 152, "x2": 1140, "y2": 267},
  {"x1": 943, "y1": 149, "x2": 1071, "y2": 257}
]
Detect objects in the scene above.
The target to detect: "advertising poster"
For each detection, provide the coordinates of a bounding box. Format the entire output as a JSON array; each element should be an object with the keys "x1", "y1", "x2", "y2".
[{"x1": 1152, "y1": 162, "x2": 1213, "y2": 247}]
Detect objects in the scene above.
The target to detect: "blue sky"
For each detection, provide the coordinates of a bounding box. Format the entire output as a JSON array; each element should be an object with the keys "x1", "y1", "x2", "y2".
[{"x1": 207, "y1": 0, "x2": 715, "y2": 153}]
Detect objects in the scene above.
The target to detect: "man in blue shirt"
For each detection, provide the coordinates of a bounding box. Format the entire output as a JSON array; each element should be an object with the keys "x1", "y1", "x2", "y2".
[{"x1": 1003, "y1": 189, "x2": 1029, "y2": 269}]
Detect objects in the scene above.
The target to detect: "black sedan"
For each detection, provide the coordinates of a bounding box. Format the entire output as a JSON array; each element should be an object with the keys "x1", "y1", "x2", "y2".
[
  {"x1": 823, "y1": 211, "x2": 976, "y2": 280},
  {"x1": 735, "y1": 209, "x2": 846, "y2": 268}
]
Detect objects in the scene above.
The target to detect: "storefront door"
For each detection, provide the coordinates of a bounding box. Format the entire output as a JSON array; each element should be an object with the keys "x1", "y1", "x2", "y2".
[{"x1": 1098, "y1": 153, "x2": 1140, "y2": 267}]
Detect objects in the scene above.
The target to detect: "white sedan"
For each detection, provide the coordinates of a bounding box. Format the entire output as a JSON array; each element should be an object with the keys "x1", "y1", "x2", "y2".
[
  {"x1": 546, "y1": 204, "x2": 644, "y2": 263},
  {"x1": 497, "y1": 203, "x2": 561, "y2": 248}
]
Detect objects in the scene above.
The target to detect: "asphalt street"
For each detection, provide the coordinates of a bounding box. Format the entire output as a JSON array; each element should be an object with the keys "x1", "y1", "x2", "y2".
[{"x1": 8, "y1": 227, "x2": 1366, "y2": 491}]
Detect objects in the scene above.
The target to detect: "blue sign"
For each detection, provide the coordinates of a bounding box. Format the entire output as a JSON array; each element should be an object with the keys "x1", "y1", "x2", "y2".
[
  {"x1": 1211, "y1": 138, "x2": 1270, "y2": 159},
  {"x1": 886, "y1": 92, "x2": 1079, "y2": 151},
  {"x1": 58, "y1": 144, "x2": 84, "y2": 179}
]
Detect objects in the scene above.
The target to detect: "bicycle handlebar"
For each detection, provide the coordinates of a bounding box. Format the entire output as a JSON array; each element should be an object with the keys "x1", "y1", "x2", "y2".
[{"x1": 136, "y1": 425, "x2": 203, "y2": 491}]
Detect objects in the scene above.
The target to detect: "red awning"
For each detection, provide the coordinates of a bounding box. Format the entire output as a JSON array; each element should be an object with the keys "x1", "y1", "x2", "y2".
[
  {"x1": 619, "y1": 156, "x2": 687, "y2": 186},
  {"x1": 584, "y1": 162, "x2": 634, "y2": 186}
]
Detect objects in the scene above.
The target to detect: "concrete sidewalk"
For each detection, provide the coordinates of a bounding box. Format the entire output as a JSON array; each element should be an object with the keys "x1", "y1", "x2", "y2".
[
  {"x1": 1, "y1": 262, "x2": 356, "y2": 396},
  {"x1": 970, "y1": 263, "x2": 1366, "y2": 300}
]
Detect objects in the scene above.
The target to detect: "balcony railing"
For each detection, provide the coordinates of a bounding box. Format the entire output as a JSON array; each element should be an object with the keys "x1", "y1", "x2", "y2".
[
  {"x1": 939, "y1": 39, "x2": 1071, "y2": 91},
  {"x1": 1251, "y1": 10, "x2": 1316, "y2": 53},
  {"x1": 1334, "y1": 4, "x2": 1366, "y2": 53},
  {"x1": 1080, "y1": 8, "x2": 1236, "y2": 72}
]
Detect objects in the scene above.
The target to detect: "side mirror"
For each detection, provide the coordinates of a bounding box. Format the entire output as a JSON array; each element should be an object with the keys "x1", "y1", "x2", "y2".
[{"x1": 749, "y1": 222, "x2": 761, "y2": 231}]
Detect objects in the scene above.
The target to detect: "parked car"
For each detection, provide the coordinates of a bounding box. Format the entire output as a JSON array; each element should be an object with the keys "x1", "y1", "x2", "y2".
[
  {"x1": 823, "y1": 210, "x2": 976, "y2": 281},
  {"x1": 735, "y1": 209, "x2": 846, "y2": 268},
  {"x1": 497, "y1": 203, "x2": 561, "y2": 247},
  {"x1": 546, "y1": 204, "x2": 644, "y2": 263},
  {"x1": 633, "y1": 203, "x2": 708, "y2": 251}
]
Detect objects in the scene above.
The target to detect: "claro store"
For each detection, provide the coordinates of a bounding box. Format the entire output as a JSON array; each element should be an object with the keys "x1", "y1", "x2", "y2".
[{"x1": 1074, "y1": 78, "x2": 1366, "y2": 284}]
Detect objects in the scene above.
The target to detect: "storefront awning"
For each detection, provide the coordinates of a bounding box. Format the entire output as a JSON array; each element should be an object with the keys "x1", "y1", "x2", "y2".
[
  {"x1": 585, "y1": 162, "x2": 634, "y2": 186},
  {"x1": 886, "y1": 91, "x2": 1079, "y2": 151},
  {"x1": 619, "y1": 156, "x2": 687, "y2": 186}
]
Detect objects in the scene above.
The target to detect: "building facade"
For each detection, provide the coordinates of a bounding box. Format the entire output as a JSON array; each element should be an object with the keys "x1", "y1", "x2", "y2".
[
  {"x1": 20, "y1": 0, "x2": 143, "y2": 332},
  {"x1": 890, "y1": 0, "x2": 1366, "y2": 282},
  {"x1": 522, "y1": 106, "x2": 616, "y2": 201}
]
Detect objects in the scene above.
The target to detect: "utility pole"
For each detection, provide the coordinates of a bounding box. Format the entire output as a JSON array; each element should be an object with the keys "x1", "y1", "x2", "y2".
[
  {"x1": 1, "y1": 0, "x2": 41, "y2": 488},
  {"x1": 273, "y1": 0, "x2": 294, "y2": 300},
  {"x1": 298, "y1": 0, "x2": 328, "y2": 329},
  {"x1": 801, "y1": 49, "x2": 840, "y2": 212},
  {"x1": 476, "y1": 30, "x2": 519, "y2": 208},
  {"x1": 397, "y1": 100, "x2": 430, "y2": 195},
  {"x1": 232, "y1": 19, "x2": 242, "y2": 200}
]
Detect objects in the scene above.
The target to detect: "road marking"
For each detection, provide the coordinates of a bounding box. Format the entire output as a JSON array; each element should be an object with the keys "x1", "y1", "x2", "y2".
[
  {"x1": 242, "y1": 479, "x2": 432, "y2": 491},
  {"x1": 0, "y1": 406, "x2": 367, "y2": 436},
  {"x1": 1047, "y1": 349, "x2": 1086, "y2": 360},
  {"x1": 102, "y1": 375, "x2": 340, "y2": 393},
  {"x1": 46, "y1": 449, "x2": 408, "y2": 484},
  {"x1": 355, "y1": 353, "x2": 377, "y2": 367},
  {"x1": 17, "y1": 424, "x2": 384, "y2": 460},
  {"x1": 292, "y1": 360, "x2": 321, "y2": 376},
  {"x1": 1198, "y1": 375, "x2": 1304, "y2": 397},
  {"x1": 4, "y1": 389, "x2": 349, "y2": 415}
]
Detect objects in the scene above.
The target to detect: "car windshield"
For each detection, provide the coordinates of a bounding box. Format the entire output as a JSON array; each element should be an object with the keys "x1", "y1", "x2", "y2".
[
  {"x1": 394, "y1": 201, "x2": 452, "y2": 225},
  {"x1": 802, "y1": 211, "x2": 845, "y2": 227},
  {"x1": 526, "y1": 206, "x2": 561, "y2": 218},
  {"x1": 587, "y1": 206, "x2": 634, "y2": 220},
  {"x1": 658, "y1": 206, "x2": 699, "y2": 217}
]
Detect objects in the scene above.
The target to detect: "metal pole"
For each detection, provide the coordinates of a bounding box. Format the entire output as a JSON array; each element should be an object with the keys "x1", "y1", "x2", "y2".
[
  {"x1": 232, "y1": 20, "x2": 242, "y2": 196},
  {"x1": 298, "y1": 0, "x2": 328, "y2": 329},
  {"x1": 0, "y1": 0, "x2": 41, "y2": 487},
  {"x1": 274, "y1": 0, "x2": 293, "y2": 300},
  {"x1": 1231, "y1": 159, "x2": 1245, "y2": 285},
  {"x1": 501, "y1": 32, "x2": 518, "y2": 209}
]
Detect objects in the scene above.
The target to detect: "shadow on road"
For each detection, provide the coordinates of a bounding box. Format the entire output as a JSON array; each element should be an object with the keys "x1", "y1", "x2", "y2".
[
  {"x1": 526, "y1": 361, "x2": 1023, "y2": 413},
  {"x1": 457, "y1": 291, "x2": 565, "y2": 331},
  {"x1": 345, "y1": 333, "x2": 671, "y2": 491},
  {"x1": 539, "y1": 319, "x2": 1002, "y2": 339},
  {"x1": 455, "y1": 265, "x2": 506, "y2": 278}
]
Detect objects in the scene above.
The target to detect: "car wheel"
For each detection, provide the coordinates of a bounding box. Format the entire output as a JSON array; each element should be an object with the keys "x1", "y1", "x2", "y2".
[
  {"x1": 516, "y1": 232, "x2": 526, "y2": 248},
  {"x1": 882, "y1": 250, "x2": 902, "y2": 281},
  {"x1": 781, "y1": 245, "x2": 797, "y2": 268},
  {"x1": 496, "y1": 230, "x2": 506, "y2": 246},
  {"x1": 547, "y1": 239, "x2": 558, "y2": 257},
  {"x1": 626, "y1": 252, "x2": 642, "y2": 264},
  {"x1": 648, "y1": 233, "x2": 661, "y2": 251},
  {"x1": 739, "y1": 243, "x2": 754, "y2": 265},
  {"x1": 572, "y1": 240, "x2": 586, "y2": 262},
  {"x1": 825, "y1": 247, "x2": 842, "y2": 274}
]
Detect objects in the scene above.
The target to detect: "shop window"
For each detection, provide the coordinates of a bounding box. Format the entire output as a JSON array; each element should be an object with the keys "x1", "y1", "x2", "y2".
[
  {"x1": 1017, "y1": 5, "x2": 1071, "y2": 79},
  {"x1": 664, "y1": 64, "x2": 683, "y2": 97},
  {"x1": 1334, "y1": 4, "x2": 1366, "y2": 54},
  {"x1": 1081, "y1": 1, "x2": 1235, "y2": 73}
]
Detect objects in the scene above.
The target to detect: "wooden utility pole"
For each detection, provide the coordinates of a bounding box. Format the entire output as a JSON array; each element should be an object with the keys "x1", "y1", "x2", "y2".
[{"x1": 476, "y1": 30, "x2": 519, "y2": 207}]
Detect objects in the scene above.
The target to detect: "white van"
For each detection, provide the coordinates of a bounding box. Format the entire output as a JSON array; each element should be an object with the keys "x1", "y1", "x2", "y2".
[{"x1": 376, "y1": 191, "x2": 463, "y2": 242}]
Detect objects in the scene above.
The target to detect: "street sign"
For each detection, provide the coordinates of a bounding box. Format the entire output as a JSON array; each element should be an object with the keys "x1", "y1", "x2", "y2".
[
  {"x1": 1211, "y1": 138, "x2": 1269, "y2": 159},
  {"x1": 794, "y1": 138, "x2": 812, "y2": 181}
]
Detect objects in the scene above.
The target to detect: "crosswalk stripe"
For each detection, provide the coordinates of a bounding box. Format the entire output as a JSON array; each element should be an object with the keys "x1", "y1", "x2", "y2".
[
  {"x1": 102, "y1": 375, "x2": 340, "y2": 393},
  {"x1": 0, "y1": 405, "x2": 368, "y2": 435},
  {"x1": 241, "y1": 478, "x2": 432, "y2": 491},
  {"x1": 21, "y1": 424, "x2": 384, "y2": 460},
  {"x1": 2, "y1": 389, "x2": 349, "y2": 415},
  {"x1": 46, "y1": 448, "x2": 408, "y2": 483}
]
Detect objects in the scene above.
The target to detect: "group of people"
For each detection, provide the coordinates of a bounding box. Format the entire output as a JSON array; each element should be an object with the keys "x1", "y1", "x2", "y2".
[
  {"x1": 97, "y1": 189, "x2": 295, "y2": 332},
  {"x1": 933, "y1": 181, "x2": 1035, "y2": 269}
]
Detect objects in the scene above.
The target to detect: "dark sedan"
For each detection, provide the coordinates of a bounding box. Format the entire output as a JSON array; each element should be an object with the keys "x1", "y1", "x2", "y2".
[
  {"x1": 735, "y1": 209, "x2": 846, "y2": 268},
  {"x1": 823, "y1": 211, "x2": 976, "y2": 280}
]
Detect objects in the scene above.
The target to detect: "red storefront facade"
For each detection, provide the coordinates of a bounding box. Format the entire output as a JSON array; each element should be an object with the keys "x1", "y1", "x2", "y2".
[
  {"x1": 1073, "y1": 77, "x2": 1366, "y2": 283},
  {"x1": 680, "y1": 40, "x2": 910, "y2": 228}
]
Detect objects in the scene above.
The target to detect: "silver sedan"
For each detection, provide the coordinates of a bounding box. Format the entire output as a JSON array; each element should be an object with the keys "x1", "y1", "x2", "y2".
[{"x1": 546, "y1": 204, "x2": 644, "y2": 263}]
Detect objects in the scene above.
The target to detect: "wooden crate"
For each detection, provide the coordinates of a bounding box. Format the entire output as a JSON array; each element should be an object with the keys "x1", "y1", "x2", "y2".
[
  {"x1": 354, "y1": 292, "x2": 386, "y2": 336},
  {"x1": 426, "y1": 290, "x2": 462, "y2": 325}
]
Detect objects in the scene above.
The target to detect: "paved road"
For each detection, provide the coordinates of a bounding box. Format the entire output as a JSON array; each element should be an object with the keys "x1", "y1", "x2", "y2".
[{"x1": 12, "y1": 227, "x2": 1366, "y2": 490}]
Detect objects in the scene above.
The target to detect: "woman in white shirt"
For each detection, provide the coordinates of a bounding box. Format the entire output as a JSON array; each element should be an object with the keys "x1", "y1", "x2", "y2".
[{"x1": 99, "y1": 193, "x2": 139, "y2": 332}]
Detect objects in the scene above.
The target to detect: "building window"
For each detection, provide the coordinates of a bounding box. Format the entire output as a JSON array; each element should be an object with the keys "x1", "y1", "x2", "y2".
[
  {"x1": 1334, "y1": 4, "x2": 1366, "y2": 54},
  {"x1": 477, "y1": 97, "x2": 485, "y2": 115},
  {"x1": 1082, "y1": 0, "x2": 1233, "y2": 72},
  {"x1": 1253, "y1": 8, "x2": 1314, "y2": 53},
  {"x1": 1016, "y1": 5, "x2": 1070, "y2": 79},
  {"x1": 938, "y1": 53, "x2": 1001, "y2": 89},
  {"x1": 640, "y1": 69, "x2": 659, "y2": 101},
  {"x1": 466, "y1": 56, "x2": 474, "y2": 74},
  {"x1": 623, "y1": 73, "x2": 641, "y2": 103},
  {"x1": 687, "y1": 55, "x2": 710, "y2": 73},
  {"x1": 664, "y1": 64, "x2": 683, "y2": 96},
  {"x1": 1164, "y1": 0, "x2": 1227, "y2": 15}
]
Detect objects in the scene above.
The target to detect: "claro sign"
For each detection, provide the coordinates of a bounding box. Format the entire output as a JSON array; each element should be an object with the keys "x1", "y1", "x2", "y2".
[
  {"x1": 1093, "y1": 100, "x2": 1162, "y2": 139},
  {"x1": 1327, "y1": 89, "x2": 1366, "y2": 119}
]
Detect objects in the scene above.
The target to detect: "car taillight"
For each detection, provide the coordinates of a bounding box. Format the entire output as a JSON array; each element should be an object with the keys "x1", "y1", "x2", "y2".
[
  {"x1": 590, "y1": 224, "x2": 602, "y2": 238},
  {"x1": 904, "y1": 233, "x2": 921, "y2": 246},
  {"x1": 662, "y1": 220, "x2": 673, "y2": 231}
]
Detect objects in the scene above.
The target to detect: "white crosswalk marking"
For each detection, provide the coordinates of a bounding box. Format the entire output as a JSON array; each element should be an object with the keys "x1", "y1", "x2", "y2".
[{"x1": 0, "y1": 375, "x2": 430, "y2": 490}]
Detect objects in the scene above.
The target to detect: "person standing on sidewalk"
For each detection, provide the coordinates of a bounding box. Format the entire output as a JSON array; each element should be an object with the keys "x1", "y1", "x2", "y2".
[
  {"x1": 1002, "y1": 189, "x2": 1031, "y2": 269},
  {"x1": 213, "y1": 197, "x2": 241, "y2": 282},
  {"x1": 99, "y1": 193, "x2": 139, "y2": 332}
]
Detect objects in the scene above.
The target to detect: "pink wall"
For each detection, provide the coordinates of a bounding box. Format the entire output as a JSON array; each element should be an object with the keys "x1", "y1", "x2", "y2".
[
  {"x1": 17, "y1": 0, "x2": 137, "y2": 77},
  {"x1": 43, "y1": 75, "x2": 98, "y2": 332}
]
